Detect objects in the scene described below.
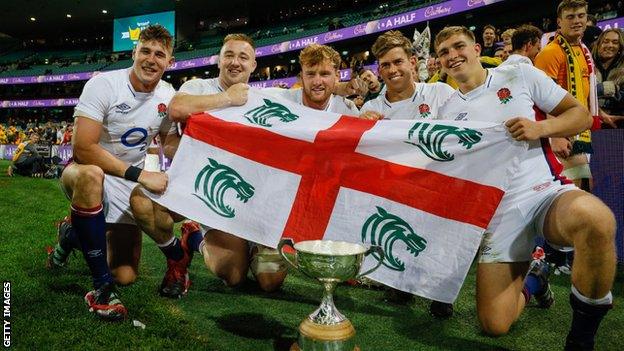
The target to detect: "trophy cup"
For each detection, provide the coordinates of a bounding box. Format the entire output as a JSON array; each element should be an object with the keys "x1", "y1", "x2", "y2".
[{"x1": 278, "y1": 238, "x2": 384, "y2": 351}]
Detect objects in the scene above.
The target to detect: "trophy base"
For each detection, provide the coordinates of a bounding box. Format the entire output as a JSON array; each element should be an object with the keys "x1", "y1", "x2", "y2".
[{"x1": 291, "y1": 318, "x2": 358, "y2": 351}]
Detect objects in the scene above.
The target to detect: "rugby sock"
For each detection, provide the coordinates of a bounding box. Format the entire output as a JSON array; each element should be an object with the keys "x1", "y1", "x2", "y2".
[
  {"x1": 566, "y1": 286, "x2": 613, "y2": 349},
  {"x1": 524, "y1": 274, "x2": 544, "y2": 296},
  {"x1": 157, "y1": 236, "x2": 184, "y2": 261},
  {"x1": 187, "y1": 231, "x2": 203, "y2": 253},
  {"x1": 71, "y1": 204, "x2": 113, "y2": 289}
]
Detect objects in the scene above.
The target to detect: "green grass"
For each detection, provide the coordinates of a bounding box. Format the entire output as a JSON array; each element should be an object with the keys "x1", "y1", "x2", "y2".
[{"x1": 0, "y1": 159, "x2": 622, "y2": 350}]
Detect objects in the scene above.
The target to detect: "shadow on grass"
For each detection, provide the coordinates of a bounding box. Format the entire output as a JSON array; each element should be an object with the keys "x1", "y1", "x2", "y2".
[{"x1": 213, "y1": 312, "x2": 297, "y2": 351}]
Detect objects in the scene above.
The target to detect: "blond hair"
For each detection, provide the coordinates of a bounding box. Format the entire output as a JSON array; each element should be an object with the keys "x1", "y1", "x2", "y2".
[
  {"x1": 223, "y1": 33, "x2": 256, "y2": 49},
  {"x1": 434, "y1": 26, "x2": 476, "y2": 50},
  {"x1": 371, "y1": 30, "x2": 414, "y2": 59},
  {"x1": 299, "y1": 44, "x2": 341, "y2": 69}
]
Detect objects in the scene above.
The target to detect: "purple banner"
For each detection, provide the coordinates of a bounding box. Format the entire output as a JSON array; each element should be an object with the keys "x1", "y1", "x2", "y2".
[
  {"x1": 255, "y1": 0, "x2": 504, "y2": 56},
  {"x1": 0, "y1": 0, "x2": 504, "y2": 85},
  {"x1": 597, "y1": 16, "x2": 624, "y2": 30},
  {"x1": 0, "y1": 72, "x2": 95, "y2": 85},
  {"x1": 0, "y1": 98, "x2": 79, "y2": 109},
  {"x1": 250, "y1": 64, "x2": 378, "y2": 88},
  {"x1": 2, "y1": 144, "x2": 73, "y2": 164}
]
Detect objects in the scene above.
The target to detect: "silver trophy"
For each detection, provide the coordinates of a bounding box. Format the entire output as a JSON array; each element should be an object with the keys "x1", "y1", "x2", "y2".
[{"x1": 278, "y1": 238, "x2": 384, "y2": 351}]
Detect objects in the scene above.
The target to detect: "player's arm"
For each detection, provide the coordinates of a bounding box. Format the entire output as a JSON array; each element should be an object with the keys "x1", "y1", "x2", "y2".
[
  {"x1": 159, "y1": 130, "x2": 180, "y2": 160},
  {"x1": 506, "y1": 93, "x2": 591, "y2": 140},
  {"x1": 168, "y1": 83, "x2": 250, "y2": 122},
  {"x1": 73, "y1": 116, "x2": 168, "y2": 193}
]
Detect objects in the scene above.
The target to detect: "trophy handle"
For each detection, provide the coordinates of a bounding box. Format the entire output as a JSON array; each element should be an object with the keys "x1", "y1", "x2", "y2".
[
  {"x1": 277, "y1": 238, "x2": 298, "y2": 270},
  {"x1": 356, "y1": 245, "x2": 384, "y2": 279}
]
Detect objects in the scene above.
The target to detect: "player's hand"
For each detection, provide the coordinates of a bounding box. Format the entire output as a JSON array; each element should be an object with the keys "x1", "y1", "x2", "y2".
[
  {"x1": 138, "y1": 170, "x2": 168, "y2": 194},
  {"x1": 505, "y1": 117, "x2": 545, "y2": 141},
  {"x1": 347, "y1": 77, "x2": 369, "y2": 96},
  {"x1": 359, "y1": 111, "x2": 384, "y2": 120},
  {"x1": 550, "y1": 137, "x2": 572, "y2": 159},
  {"x1": 225, "y1": 83, "x2": 249, "y2": 106},
  {"x1": 600, "y1": 111, "x2": 619, "y2": 129}
]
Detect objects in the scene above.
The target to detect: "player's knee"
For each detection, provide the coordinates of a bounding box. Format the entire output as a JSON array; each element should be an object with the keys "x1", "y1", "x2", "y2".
[
  {"x1": 216, "y1": 266, "x2": 247, "y2": 287},
  {"x1": 256, "y1": 272, "x2": 286, "y2": 293},
  {"x1": 479, "y1": 315, "x2": 512, "y2": 337},
  {"x1": 76, "y1": 165, "x2": 104, "y2": 191},
  {"x1": 129, "y1": 187, "x2": 151, "y2": 217},
  {"x1": 112, "y1": 266, "x2": 138, "y2": 286},
  {"x1": 568, "y1": 201, "x2": 616, "y2": 249}
]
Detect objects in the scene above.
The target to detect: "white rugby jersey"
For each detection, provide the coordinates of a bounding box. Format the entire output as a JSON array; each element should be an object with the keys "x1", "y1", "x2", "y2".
[
  {"x1": 437, "y1": 63, "x2": 571, "y2": 193},
  {"x1": 360, "y1": 82, "x2": 455, "y2": 120},
  {"x1": 501, "y1": 54, "x2": 532, "y2": 66},
  {"x1": 179, "y1": 77, "x2": 224, "y2": 95},
  {"x1": 74, "y1": 68, "x2": 176, "y2": 166},
  {"x1": 263, "y1": 87, "x2": 360, "y2": 115}
]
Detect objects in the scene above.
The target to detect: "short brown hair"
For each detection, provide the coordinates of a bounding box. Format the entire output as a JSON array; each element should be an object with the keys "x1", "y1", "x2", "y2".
[
  {"x1": 223, "y1": 33, "x2": 256, "y2": 49},
  {"x1": 299, "y1": 44, "x2": 341, "y2": 69},
  {"x1": 557, "y1": 0, "x2": 588, "y2": 17},
  {"x1": 434, "y1": 26, "x2": 476, "y2": 50},
  {"x1": 511, "y1": 25, "x2": 543, "y2": 51},
  {"x1": 139, "y1": 24, "x2": 174, "y2": 52},
  {"x1": 371, "y1": 30, "x2": 414, "y2": 59},
  {"x1": 483, "y1": 25, "x2": 496, "y2": 33}
]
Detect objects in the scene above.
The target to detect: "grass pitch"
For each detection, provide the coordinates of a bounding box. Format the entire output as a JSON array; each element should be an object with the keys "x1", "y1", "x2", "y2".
[{"x1": 0, "y1": 160, "x2": 622, "y2": 350}]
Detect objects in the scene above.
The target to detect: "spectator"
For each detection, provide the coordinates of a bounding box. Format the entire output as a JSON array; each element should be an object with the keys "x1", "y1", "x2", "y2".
[
  {"x1": 358, "y1": 68, "x2": 385, "y2": 103},
  {"x1": 481, "y1": 25, "x2": 498, "y2": 57},
  {"x1": 501, "y1": 28, "x2": 516, "y2": 46},
  {"x1": 8, "y1": 131, "x2": 45, "y2": 177},
  {"x1": 61, "y1": 124, "x2": 73, "y2": 145},
  {"x1": 593, "y1": 28, "x2": 624, "y2": 119}
]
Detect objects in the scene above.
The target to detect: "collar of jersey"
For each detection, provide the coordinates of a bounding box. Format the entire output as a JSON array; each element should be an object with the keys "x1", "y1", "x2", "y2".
[
  {"x1": 457, "y1": 69, "x2": 493, "y2": 101},
  {"x1": 383, "y1": 82, "x2": 420, "y2": 108}
]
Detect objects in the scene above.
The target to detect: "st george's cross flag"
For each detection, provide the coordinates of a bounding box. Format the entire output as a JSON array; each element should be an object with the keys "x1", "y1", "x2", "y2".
[{"x1": 148, "y1": 89, "x2": 526, "y2": 303}]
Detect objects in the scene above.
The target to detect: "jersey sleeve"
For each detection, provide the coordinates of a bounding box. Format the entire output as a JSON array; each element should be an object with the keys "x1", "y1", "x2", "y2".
[
  {"x1": 73, "y1": 75, "x2": 113, "y2": 123},
  {"x1": 520, "y1": 63, "x2": 568, "y2": 114},
  {"x1": 179, "y1": 79, "x2": 208, "y2": 95},
  {"x1": 533, "y1": 44, "x2": 564, "y2": 80}
]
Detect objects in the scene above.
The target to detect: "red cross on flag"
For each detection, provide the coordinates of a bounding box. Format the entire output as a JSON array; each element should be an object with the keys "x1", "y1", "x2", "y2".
[{"x1": 149, "y1": 90, "x2": 526, "y2": 303}]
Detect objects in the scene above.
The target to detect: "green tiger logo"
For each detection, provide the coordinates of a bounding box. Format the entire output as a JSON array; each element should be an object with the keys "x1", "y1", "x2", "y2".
[
  {"x1": 404, "y1": 122, "x2": 482, "y2": 161},
  {"x1": 361, "y1": 206, "x2": 427, "y2": 271},
  {"x1": 193, "y1": 158, "x2": 255, "y2": 218},
  {"x1": 244, "y1": 98, "x2": 299, "y2": 127}
]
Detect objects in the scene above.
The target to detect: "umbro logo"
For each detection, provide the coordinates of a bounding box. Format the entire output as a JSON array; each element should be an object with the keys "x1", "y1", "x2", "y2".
[
  {"x1": 454, "y1": 112, "x2": 468, "y2": 121},
  {"x1": 115, "y1": 103, "x2": 132, "y2": 114}
]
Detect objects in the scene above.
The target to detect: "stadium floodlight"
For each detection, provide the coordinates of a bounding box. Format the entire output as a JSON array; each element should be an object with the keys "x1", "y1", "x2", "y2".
[
  {"x1": 30, "y1": 17, "x2": 36, "y2": 21},
  {"x1": 66, "y1": 14, "x2": 72, "y2": 18},
  {"x1": 102, "y1": 10, "x2": 108, "y2": 14}
]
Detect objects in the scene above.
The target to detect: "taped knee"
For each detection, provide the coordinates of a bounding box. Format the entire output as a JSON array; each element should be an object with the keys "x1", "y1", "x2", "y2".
[{"x1": 250, "y1": 245, "x2": 288, "y2": 276}]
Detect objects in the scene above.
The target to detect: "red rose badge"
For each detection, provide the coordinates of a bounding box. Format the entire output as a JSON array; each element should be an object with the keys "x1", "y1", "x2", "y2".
[
  {"x1": 497, "y1": 88, "x2": 512, "y2": 104},
  {"x1": 418, "y1": 103, "x2": 431, "y2": 118}
]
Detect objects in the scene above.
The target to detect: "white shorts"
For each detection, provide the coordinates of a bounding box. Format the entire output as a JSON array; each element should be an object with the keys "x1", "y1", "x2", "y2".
[
  {"x1": 478, "y1": 182, "x2": 577, "y2": 263},
  {"x1": 61, "y1": 170, "x2": 136, "y2": 225}
]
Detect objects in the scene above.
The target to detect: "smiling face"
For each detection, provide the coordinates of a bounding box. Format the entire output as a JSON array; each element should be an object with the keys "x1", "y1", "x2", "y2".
[
  {"x1": 436, "y1": 33, "x2": 482, "y2": 84},
  {"x1": 558, "y1": 6, "x2": 587, "y2": 43},
  {"x1": 131, "y1": 39, "x2": 173, "y2": 91},
  {"x1": 218, "y1": 39, "x2": 257, "y2": 88},
  {"x1": 598, "y1": 31, "x2": 621, "y2": 63},
  {"x1": 300, "y1": 59, "x2": 338, "y2": 108},
  {"x1": 483, "y1": 28, "x2": 496, "y2": 46},
  {"x1": 377, "y1": 47, "x2": 416, "y2": 94}
]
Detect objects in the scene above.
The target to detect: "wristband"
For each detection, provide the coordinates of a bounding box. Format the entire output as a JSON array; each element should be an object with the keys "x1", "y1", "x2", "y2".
[{"x1": 124, "y1": 165, "x2": 142, "y2": 182}]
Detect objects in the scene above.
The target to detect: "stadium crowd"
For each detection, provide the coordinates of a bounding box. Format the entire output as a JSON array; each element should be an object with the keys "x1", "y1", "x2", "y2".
[{"x1": 1, "y1": 0, "x2": 621, "y2": 350}]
